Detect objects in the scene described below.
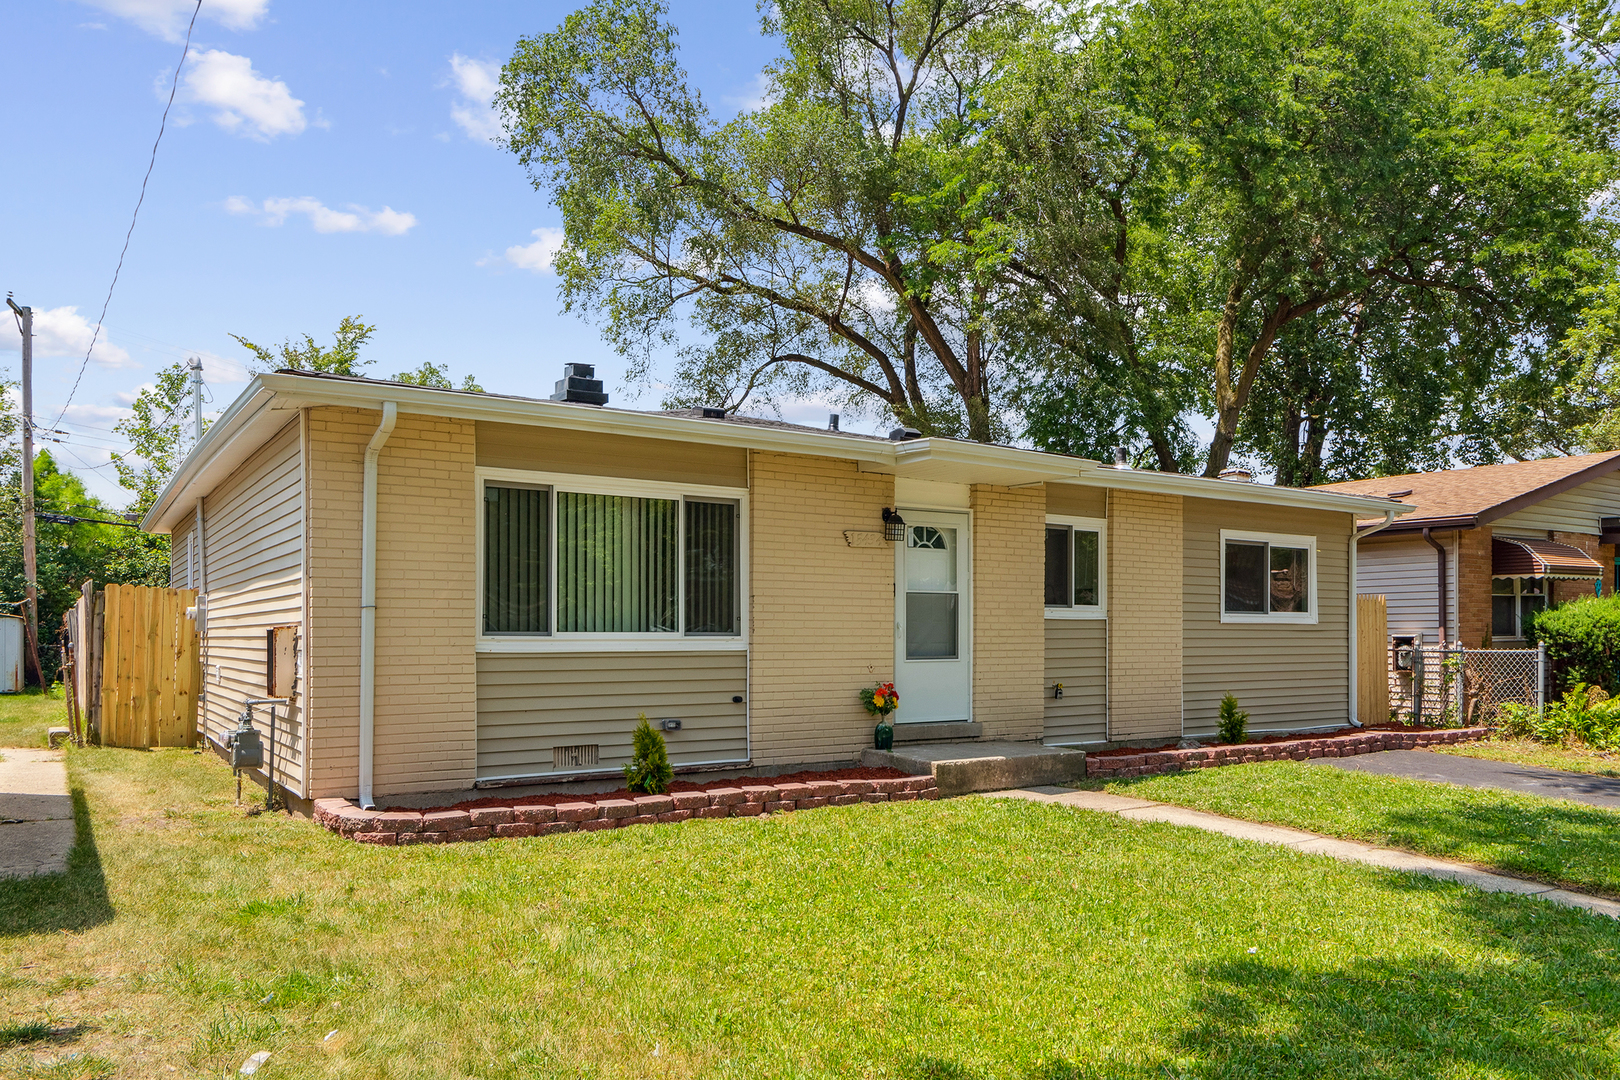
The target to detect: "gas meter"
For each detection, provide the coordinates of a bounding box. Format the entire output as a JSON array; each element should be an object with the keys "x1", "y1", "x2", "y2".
[{"x1": 225, "y1": 711, "x2": 263, "y2": 769}]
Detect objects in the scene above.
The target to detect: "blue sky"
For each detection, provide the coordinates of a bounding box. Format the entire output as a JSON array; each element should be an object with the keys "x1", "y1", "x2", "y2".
[{"x1": 1, "y1": 0, "x2": 824, "y2": 505}]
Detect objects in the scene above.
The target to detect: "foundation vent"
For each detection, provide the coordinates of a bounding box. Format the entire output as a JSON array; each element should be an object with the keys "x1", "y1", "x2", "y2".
[{"x1": 553, "y1": 744, "x2": 600, "y2": 770}]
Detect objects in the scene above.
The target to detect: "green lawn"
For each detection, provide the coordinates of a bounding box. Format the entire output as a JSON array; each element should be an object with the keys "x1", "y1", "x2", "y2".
[
  {"x1": 1108, "y1": 761, "x2": 1620, "y2": 898},
  {"x1": 0, "y1": 686, "x2": 67, "y2": 750},
  {"x1": 0, "y1": 748, "x2": 1617, "y2": 1077},
  {"x1": 1432, "y1": 735, "x2": 1620, "y2": 778}
]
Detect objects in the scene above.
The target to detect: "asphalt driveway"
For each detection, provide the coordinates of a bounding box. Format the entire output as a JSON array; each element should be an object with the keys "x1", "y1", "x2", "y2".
[{"x1": 1311, "y1": 749, "x2": 1620, "y2": 810}]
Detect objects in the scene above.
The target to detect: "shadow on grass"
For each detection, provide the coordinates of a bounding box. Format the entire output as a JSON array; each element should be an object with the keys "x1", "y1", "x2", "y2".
[
  {"x1": 894, "y1": 883, "x2": 1620, "y2": 1080},
  {"x1": 0, "y1": 787, "x2": 112, "y2": 936}
]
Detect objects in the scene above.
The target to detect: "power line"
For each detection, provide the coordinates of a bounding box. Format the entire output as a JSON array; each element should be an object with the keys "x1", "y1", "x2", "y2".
[{"x1": 48, "y1": 0, "x2": 203, "y2": 432}]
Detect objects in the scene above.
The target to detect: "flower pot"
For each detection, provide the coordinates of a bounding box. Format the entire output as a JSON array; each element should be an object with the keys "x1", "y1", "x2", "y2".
[{"x1": 874, "y1": 722, "x2": 894, "y2": 751}]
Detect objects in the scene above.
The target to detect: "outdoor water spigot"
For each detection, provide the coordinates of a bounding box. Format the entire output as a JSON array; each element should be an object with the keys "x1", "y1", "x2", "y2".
[{"x1": 1053, "y1": 682, "x2": 1064, "y2": 700}]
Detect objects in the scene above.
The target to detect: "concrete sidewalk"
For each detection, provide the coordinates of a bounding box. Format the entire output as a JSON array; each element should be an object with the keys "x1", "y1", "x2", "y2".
[
  {"x1": 986, "y1": 786, "x2": 1620, "y2": 920},
  {"x1": 0, "y1": 748, "x2": 74, "y2": 879}
]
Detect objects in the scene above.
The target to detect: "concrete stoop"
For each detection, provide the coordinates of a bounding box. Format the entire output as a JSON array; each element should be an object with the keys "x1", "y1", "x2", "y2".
[{"x1": 861, "y1": 741, "x2": 1086, "y2": 796}]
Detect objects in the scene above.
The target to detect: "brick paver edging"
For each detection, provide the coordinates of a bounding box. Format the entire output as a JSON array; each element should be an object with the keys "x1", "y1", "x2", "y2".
[
  {"x1": 1085, "y1": 727, "x2": 1489, "y2": 780},
  {"x1": 313, "y1": 775, "x2": 940, "y2": 845}
]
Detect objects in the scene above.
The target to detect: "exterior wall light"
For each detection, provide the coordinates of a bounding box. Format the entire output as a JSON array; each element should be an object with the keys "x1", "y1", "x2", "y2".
[{"x1": 882, "y1": 507, "x2": 907, "y2": 542}]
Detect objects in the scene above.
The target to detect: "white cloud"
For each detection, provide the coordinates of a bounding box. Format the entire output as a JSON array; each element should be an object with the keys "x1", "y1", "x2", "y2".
[
  {"x1": 181, "y1": 50, "x2": 305, "y2": 141},
  {"x1": 24, "y1": 307, "x2": 134, "y2": 368},
  {"x1": 853, "y1": 278, "x2": 897, "y2": 313},
  {"x1": 227, "y1": 196, "x2": 417, "y2": 235},
  {"x1": 61, "y1": 403, "x2": 131, "y2": 426},
  {"x1": 447, "y1": 54, "x2": 503, "y2": 142},
  {"x1": 493, "y1": 227, "x2": 565, "y2": 273},
  {"x1": 76, "y1": 0, "x2": 270, "y2": 42}
]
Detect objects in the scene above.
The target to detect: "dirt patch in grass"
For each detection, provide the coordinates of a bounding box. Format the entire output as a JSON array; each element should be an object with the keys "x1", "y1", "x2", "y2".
[{"x1": 387, "y1": 766, "x2": 911, "y2": 813}]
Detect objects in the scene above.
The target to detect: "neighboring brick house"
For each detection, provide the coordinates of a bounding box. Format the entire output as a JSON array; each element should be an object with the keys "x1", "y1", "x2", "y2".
[
  {"x1": 143, "y1": 368, "x2": 1406, "y2": 812},
  {"x1": 1316, "y1": 453, "x2": 1620, "y2": 650}
]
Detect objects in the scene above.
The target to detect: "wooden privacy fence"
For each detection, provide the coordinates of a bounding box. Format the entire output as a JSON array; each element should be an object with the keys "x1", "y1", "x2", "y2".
[
  {"x1": 66, "y1": 583, "x2": 201, "y2": 748},
  {"x1": 1357, "y1": 593, "x2": 1389, "y2": 726}
]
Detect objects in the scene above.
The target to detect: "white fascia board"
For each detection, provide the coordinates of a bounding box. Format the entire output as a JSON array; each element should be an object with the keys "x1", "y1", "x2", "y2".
[
  {"x1": 142, "y1": 382, "x2": 284, "y2": 533},
  {"x1": 261, "y1": 373, "x2": 903, "y2": 466},
  {"x1": 1053, "y1": 469, "x2": 1414, "y2": 518}
]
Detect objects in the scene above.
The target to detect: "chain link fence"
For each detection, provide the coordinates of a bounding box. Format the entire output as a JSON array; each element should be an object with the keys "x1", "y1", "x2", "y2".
[{"x1": 1392, "y1": 644, "x2": 1546, "y2": 726}]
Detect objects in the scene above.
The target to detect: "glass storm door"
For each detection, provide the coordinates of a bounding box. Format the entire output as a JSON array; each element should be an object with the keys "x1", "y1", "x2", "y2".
[{"x1": 893, "y1": 510, "x2": 971, "y2": 723}]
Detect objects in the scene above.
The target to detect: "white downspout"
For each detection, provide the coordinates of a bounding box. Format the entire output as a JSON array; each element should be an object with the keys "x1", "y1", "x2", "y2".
[
  {"x1": 194, "y1": 497, "x2": 208, "y2": 739},
  {"x1": 1348, "y1": 508, "x2": 1398, "y2": 726},
  {"x1": 359, "y1": 401, "x2": 397, "y2": 810}
]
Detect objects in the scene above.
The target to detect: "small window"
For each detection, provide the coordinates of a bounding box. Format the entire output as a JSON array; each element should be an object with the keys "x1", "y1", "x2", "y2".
[
  {"x1": 484, "y1": 483, "x2": 550, "y2": 634},
  {"x1": 1221, "y1": 532, "x2": 1316, "y2": 623},
  {"x1": 1044, "y1": 517, "x2": 1106, "y2": 617},
  {"x1": 1493, "y1": 576, "x2": 1545, "y2": 638}
]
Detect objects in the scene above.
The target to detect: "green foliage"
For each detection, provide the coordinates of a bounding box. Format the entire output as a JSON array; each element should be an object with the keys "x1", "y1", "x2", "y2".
[
  {"x1": 1524, "y1": 594, "x2": 1620, "y2": 694},
  {"x1": 623, "y1": 713, "x2": 673, "y2": 794},
  {"x1": 389, "y1": 362, "x2": 484, "y2": 393},
  {"x1": 231, "y1": 316, "x2": 377, "y2": 376},
  {"x1": 1499, "y1": 684, "x2": 1620, "y2": 751},
  {"x1": 112, "y1": 361, "x2": 203, "y2": 519},
  {"x1": 1217, "y1": 694, "x2": 1249, "y2": 744}
]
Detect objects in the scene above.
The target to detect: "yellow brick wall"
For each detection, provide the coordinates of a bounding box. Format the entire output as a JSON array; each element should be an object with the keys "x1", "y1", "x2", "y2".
[
  {"x1": 748, "y1": 451, "x2": 894, "y2": 766},
  {"x1": 970, "y1": 484, "x2": 1046, "y2": 740},
  {"x1": 1107, "y1": 488, "x2": 1184, "y2": 740},
  {"x1": 305, "y1": 406, "x2": 479, "y2": 798}
]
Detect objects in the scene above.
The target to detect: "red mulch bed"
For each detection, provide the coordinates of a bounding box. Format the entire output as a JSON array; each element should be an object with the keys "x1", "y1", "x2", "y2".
[
  {"x1": 386, "y1": 766, "x2": 910, "y2": 814},
  {"x1": 1084, "y1": 722, "x2": 1446, "y2": 760}
]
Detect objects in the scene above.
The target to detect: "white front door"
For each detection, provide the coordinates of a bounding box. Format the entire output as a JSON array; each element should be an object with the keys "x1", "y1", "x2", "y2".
[{"x1": 893, "y1": 509, "x2": 972, "y2": 723}]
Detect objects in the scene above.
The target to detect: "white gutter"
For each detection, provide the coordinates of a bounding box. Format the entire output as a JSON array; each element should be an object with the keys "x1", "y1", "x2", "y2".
[
  {"x1": 1348, "y1": 508, "x2": 1399, "y2": 727},
  {"x1": 358, "y1": 401, "x2": 398, "y2": 810}
]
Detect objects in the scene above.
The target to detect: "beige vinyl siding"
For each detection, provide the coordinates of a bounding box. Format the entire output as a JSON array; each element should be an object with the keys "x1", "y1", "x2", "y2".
[
  {"x1": 170, "y1": 514, "x2": 193, "y2": 590},
  {"x1": 476, "y1": 421, "x2": 748, "y2": 487},
  {"x1": 305, "y1": 407, "x2": 479, "y2": 799},
  {"x1": 197, "y1": 419, "x2": 305, "y2": 794},
  {"x1": 1046, "y1": 483, "x2": 1107, "y2": 518},
  {"x1": 1355, "y1": 534, "x2": 1456, "y2": 641},
  {"x1": 1183, "y1": 498, "x2": 1352, "y2": 736},
  {"x1": 476, "y1": 651, "x2": 749, "y2": 779},
  {"x1": 1044, "y1": 620, "x2": 1105, "y2": 744},
  {"x1": 1491, "y1": 474, "x2": 1620, "y2": 535}
]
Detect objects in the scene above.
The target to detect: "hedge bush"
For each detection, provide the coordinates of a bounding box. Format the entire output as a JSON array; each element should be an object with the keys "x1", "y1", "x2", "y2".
[{"x1": 1526, "y1": 594, "x2": 1620, "y2": 695}]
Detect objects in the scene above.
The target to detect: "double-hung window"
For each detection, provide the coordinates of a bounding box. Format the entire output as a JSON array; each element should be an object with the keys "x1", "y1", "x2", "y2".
[
  {"x1": 481, "y1": 475, "x2": 743, "y2": 643},
  {"x1": 1491, "y1": 576, "x2": 1545, "y2": 639},
  {"x1": 1220, "y1": 530, "x2": 1317, "y2": 624},
  {"x1": 1044, "y1": 516, "x2": 1106, "y2": 618}
]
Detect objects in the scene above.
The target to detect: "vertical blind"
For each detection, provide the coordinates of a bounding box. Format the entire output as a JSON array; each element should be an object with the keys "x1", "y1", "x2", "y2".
[
  {"x1": 484, "y1": 485, "x2": 550, "y2": 634},
  {"x1": 555, "y1": 492, "x2": 679, "y2": 632},
  {"x1": 685, "y1": 500, "x2": 738, "y2": 634}
]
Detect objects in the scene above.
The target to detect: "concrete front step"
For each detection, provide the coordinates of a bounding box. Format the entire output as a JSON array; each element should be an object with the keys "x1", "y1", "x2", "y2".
[{"x1": 861, "y1": 741, "x2": 1086, "y2": 796}]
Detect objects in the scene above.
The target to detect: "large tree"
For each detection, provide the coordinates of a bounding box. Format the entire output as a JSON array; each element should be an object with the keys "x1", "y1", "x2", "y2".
[
  {"x1": 497, "y1": 0, "x2": 1036, "y2": 441},
  {"x1": 1000, "y1": 0, "x2": 1619, "y2": 476}
]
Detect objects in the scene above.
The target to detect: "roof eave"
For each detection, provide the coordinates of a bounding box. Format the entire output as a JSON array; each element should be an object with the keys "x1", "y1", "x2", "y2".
[{"x1": 1058, "y1": 469, "x2": 1413, "y2": 517}]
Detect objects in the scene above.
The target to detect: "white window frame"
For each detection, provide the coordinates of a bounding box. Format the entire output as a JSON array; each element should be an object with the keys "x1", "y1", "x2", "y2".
[
  {"x1": 475, "y1": 467, "x2": 749, "y2": 653},
  {"x1": 1490, "y1": 575, "x2": 1547, "y2": 640},
  {"x1": 1219, "y1": 529, "x2": 1319, "y2": 625},
  {"x1": 1044, "y1": 515, "x2": 1108, "y2": 620}
]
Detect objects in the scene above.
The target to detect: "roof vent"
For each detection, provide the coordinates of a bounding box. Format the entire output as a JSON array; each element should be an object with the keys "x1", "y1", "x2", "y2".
[
  {"x1": 1218, "y1": 468, "x2": 1254, "y2": 483},
  {"x1": 1386, "y1": 489, "x2": 1414, "y2": 499},
  {"x1": 699, "y1": 406, "x2": 726, "y2": 419},
  {"x1": 549, "y1": 363, "x2": 608, "y2": 405},
  {"x1": 1113, "y1": 446, "x2": 1130, "y2": 469},
  {"x1": 888, "y1": 427, "x2": 922, "y2": 441},
  {"x1": 828, "y1": 413, "x2": 840, "y2": 431}
]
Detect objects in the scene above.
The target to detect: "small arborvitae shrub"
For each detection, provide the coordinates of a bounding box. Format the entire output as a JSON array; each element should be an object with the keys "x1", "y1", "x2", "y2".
[
  {"x1": 1218, "y1": 694, "x2": 1249, "y2": 745},
  {"x1": 624, "y1": 713, "x2": 674, "y2": 794}
]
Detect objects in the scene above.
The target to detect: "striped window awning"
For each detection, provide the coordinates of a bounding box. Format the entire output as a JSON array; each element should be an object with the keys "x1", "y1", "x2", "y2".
[{"x1": 1492, "y1": 536, "x2": 1604, "y2": 580}]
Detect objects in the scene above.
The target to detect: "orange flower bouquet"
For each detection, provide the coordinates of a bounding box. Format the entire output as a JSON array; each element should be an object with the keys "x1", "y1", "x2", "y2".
[{"x1": 861, "y1": 682, "x2": 900, "y2": 718}]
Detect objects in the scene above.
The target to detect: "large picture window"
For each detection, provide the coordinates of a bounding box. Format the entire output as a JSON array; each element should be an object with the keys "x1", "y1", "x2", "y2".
[
  {"x1": 1220, "y1": 531, "x2": 1317, "y2": 624},
  {"x1": 1044, "y1": 516, "x2": 1106, "y2": 618},
  {"x1": 481, "y1": 478, "x2": 742, "y2": 640}
]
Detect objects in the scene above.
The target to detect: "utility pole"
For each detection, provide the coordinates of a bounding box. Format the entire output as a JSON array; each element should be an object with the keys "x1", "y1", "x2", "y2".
[
  {"x1": 7, "y1": 295, "x2": 43, "y2": 688},
  {"x1": 188, "y1": 356, "x2": 203, "y2": 442}
]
